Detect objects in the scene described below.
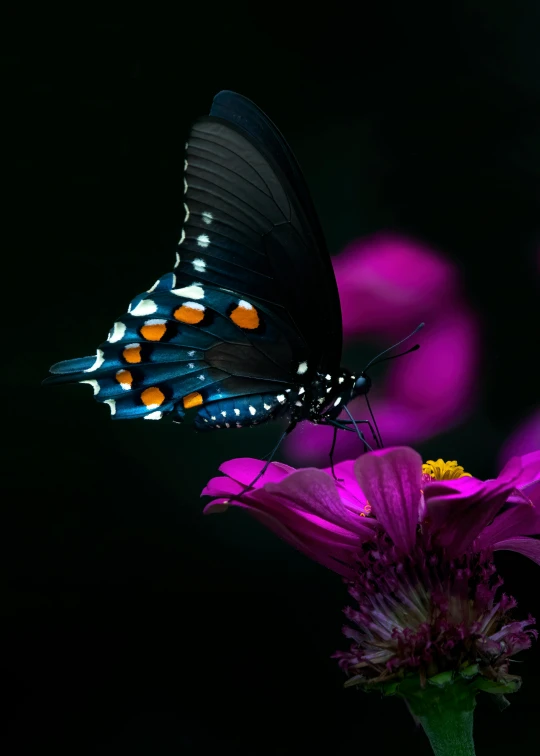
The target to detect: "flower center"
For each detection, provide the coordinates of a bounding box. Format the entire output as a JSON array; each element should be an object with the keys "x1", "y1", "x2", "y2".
[
  {"x1": 422, "y1": 458, "x2": 472, "y2": 483},
  {"x1": 335, "y1": 531, "x2": 537, "y2": 688}
]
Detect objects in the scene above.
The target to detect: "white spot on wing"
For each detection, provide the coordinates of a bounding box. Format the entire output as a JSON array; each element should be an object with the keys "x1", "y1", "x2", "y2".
[
  {"x1": 211, "y1": 416, "x2": 216, "y2": 421},
  {"x1": 202, "y1": 211, "x2": 213, "y2": 224},
  {"x1": 175, "y1": 252, "x2": 180, "y2": 268},
  {"x1": 184, "y1": 177, "x2": 188, "y2": 194},
  {"x1": 192, "y1": 258, "x2": 206, "y2": 271},
  {"x1": 334, "y1": 397, "x2": 342, "y2": 406},
  {"x1": 184, "y1": 202, "x2": 190, "y2": 222},
  {"x1": 144, "y1": 410, "x2": 163, "y2": 420},
  {"x1": 147, "y1": 279, "x2": 161, "y2": 293},
  {"x1": 145, "y1": 318, "x2": 166, "y2": 325},
  {"x1": 188, "y1": 363, "x2": 194, "y2": 369},
  {"x1": 85, "y1": 349, "x2": 104, "y2": 372},
  {"x1": 172, "y1": 285, "x2": 204, "y2": 300},
  {"x1": 234, "y1": 408, "x2": 240, "y2": 416},
  {"x1": 80, "y1": 379, "x2": 100, "y2": 395},
  {"x1": 221, "y1": 411, "x2": 227, "y2": 417},
  {"x1": 263, "y1": 403, "x2": 271, "y2": 410},
  {"x1": 298, "y1": 387, "x2": 305, "y2": 395},
  {"x1": 130, "y1": 299, "x2": 158, "y2": 316},
  {"x1": 198, "y1": 375, "x2": 205, "y2": 380},
  {"x1": 145, "y1": 403, "x2": 161, "y2": 410},
  {"x1": 325, "y1": 374, "x2": 332, "y2": 381},
  {"x1": 178, "y1": 228, "x2": 185, "y2": 245},
  {"x1": 338, "y1": 376, "x2": 345, "y2": 384},
  {"x1": 326, "y1": 387, "x2": 332, "y2": 393},
  {"x1": 277, "y1": 394, "x2": 286, "y2": 404},
  {"x1": 107, "y1": 322, "x2": 126, "y2": 343},
  {"x1": 184, "y1": 159, "x2": 188, "y2": 171},
  {"x1": 104, "y1": 398, "x2": 116, "y2": 415},
  {"x1": 183, "y1": 301, "x2": 205, "y2": 311},
  {"x1": 237, "y1": 299, "x2": 253, "y2": 310},
  {"x1": 248, "y1": 406, "x2": 256, "y2": 415},
  {"x1": 295, "y1": 401, "x2": 302, "y2": 406},
  {"x1": 196, "y1": 234, "x2": 210, "y2": 248},
  {"x1": 188, "y1": 350, "x2": 195, "y2": 357},
  {"x1": 297, "y1": 361, "x2": 308, "y2": 375}
]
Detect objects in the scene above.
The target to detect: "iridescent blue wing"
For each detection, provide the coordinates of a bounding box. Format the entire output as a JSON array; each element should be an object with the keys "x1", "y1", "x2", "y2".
[{"x1": 44, "y1": 91, "x2": 342, "y2": 424}]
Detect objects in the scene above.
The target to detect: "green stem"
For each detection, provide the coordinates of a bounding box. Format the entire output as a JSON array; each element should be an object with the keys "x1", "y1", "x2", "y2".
[{"x1": 417, "y1": 705, "x2": 475, "y2": 756}]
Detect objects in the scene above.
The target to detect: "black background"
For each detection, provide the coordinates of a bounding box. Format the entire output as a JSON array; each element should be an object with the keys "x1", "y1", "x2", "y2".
[{"x1": 4, "y1": 5, "x2": 540, "y2": 753}]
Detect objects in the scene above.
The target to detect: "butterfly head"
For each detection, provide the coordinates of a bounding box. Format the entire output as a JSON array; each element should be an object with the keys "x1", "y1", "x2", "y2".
[{"x1": 351, "y1": 372, "x2": 372, "y2": 398}]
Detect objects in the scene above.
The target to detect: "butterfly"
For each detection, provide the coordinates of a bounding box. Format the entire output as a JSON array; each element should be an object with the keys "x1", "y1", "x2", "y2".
[{"x1": 45, "y1": 90, "x2": 421, "y2": 470}]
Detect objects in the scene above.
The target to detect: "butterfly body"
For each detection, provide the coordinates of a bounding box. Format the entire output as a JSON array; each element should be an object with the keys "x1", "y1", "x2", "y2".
[{"x1": 45, "y1": 90, "x2": 375, "y2": 439}]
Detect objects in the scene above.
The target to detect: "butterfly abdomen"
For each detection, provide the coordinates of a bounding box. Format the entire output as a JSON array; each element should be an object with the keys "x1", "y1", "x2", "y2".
[{"x1": 194, "y1": 392, "x2": 289, "y2": 430}]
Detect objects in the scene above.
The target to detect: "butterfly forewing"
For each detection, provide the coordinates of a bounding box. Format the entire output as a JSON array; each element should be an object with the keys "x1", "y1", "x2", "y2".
[{"x1": 45, "y1": 91, "x2": 344, "y2": 425}]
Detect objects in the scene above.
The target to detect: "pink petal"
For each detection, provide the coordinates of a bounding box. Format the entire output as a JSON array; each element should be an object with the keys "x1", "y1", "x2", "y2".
[
  {"x1": 264, "y1": 469, "x2": 374, "y2": 539},
  {"x1": 320, "y1": 459, "x2": 370, "y2": 518},
  {"x1": 200, "y1": 475, "x2": 244, "y2": 499},
  {"x1": 218, "y1": 458, "x2": 295, "y2": 487},
  {"x1": 474, "y1": 502, "x2": 540, "y2": 551},
  {"x1": 498, "y1": 410, "x2": 540, "y2": 469},
  {"x1": 425, "y1": 473, "x2": 523, "y2": 555},
  {"x1": 493, "y1": 536, "x2": 540, "y2": 566},
  {"x1": 205, "y1": 487, "x2": 362, "y2": 577},
  {"x1": 498, "y1": 450, "x2": 540, "y2": 488},
  {"x1": 354, "y1": 447, "x2": 422, "y2": 553}
]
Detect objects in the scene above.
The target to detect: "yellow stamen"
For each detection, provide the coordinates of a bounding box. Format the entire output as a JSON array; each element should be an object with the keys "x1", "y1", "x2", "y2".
[{"x1": 422, "y1": 459, "x2": 472, "y2": 480}]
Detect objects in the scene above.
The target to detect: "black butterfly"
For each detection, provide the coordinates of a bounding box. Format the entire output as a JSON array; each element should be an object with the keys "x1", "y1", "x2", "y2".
[{"x1": 45, "y1": 91, "x2": 420, "y2": 471}]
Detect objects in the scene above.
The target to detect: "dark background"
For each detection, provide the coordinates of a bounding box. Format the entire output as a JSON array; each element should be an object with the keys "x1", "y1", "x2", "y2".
[{"x1": 3, "y1": 6, "x2": 540, "y2": 753}]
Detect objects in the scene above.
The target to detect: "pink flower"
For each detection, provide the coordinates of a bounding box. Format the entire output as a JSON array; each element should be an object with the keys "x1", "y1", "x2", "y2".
[
  {"x1": 283, "y1": 233, "x2": 480, "y2": 465},
  {"x1": 202, "y1": 448, "x2": 539, "y2": 688},
  {"x1": 499, "y1": 409, "x2": 540, "y2": 471}
]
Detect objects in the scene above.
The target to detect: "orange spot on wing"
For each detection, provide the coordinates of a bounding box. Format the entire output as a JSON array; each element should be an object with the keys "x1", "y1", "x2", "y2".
[
  {"x1": 123, "y1": 345, "x2": 142, "y2": 363},
  {"x1": 230, "y1": 304, "x2": 259, "y2": 329},
  {"x1": 141, "y1": 386, "x2": 165, "y2": 407},
  {"x1": 174, "y1": 305, "x2": 205, "y2": 324},
  {"x1": 140, "y1": 323, "x2": 167, "y2": 341},
  {"x1": 115, "y1": 369, "x2": 133, "y2": 387},
  {"x1": 183, "y1": 391, "x2": 203, "y2": 409}
]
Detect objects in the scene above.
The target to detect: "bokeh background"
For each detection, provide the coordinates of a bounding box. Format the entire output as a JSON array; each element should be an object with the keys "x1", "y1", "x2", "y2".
[{"x1": 4, "y1": 6, "x2": 540, "y2": 753}]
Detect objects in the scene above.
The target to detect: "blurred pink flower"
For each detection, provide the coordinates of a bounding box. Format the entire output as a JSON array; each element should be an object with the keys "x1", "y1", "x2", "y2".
[
  {"x1": 497, "y1": 248, "x2": 540, "y2": 470},
  {"x1": 284, "y1": 232, "x2": 481, "y2": 465}
]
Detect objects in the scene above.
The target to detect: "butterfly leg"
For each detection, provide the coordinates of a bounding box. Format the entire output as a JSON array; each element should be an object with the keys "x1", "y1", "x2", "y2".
[
  {"x1": 329, "y1": 424, "x2": 342, "y2": 481},
  {"x1": 330, "y1": 418, "x2": 380, "y2": 449},
  {"x1": 248, "y1": 420, "x2": 297, "y2": 488},
  {"x1": 326, "y1": 417, "x2": 374, "y2": 453}
]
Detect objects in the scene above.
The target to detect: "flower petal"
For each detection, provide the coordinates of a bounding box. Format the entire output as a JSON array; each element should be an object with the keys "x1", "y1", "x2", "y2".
[
  {"x1": 498, "y1": 410, "x2": 540, "y2": 469},
  {"x1": 493, "y1": 536, "x2": 540, "y2": 566},
  {"x1": 200, "y1": 475, "x2": 244, "y2": 499},
  {"x1": 498, "y1": 450, "x2": 540, "y2": 490},
  {"x1": 218, "y1": 458, "x2": 295, "y2": 487},
  {"x1": 474, "y1": 502, "x2": 540, "y2": 551},
  {"x1": 354, "y1": 447, "x2": 422, "y2": 553},
  {"x1": 205, "y1": 487, "x2": 362, "y2": 577},
  {"x1": 425, "y1": 474, "x2": 521, "y2": 555},
  {"x1": 320, "y1": 459, "x2": 369, "y2": 517},
  {"x1": 264, "y1": 468, "x2": 374, "y2": 539}
]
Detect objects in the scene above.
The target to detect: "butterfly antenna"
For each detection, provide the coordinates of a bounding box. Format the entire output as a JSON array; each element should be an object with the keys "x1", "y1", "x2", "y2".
[
  {"x1": 364, "y1": 393, "x2": 383, "y2": 448},
  {"x1": 362, "y1": 322, "x2": 424, "y2": 373}
]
